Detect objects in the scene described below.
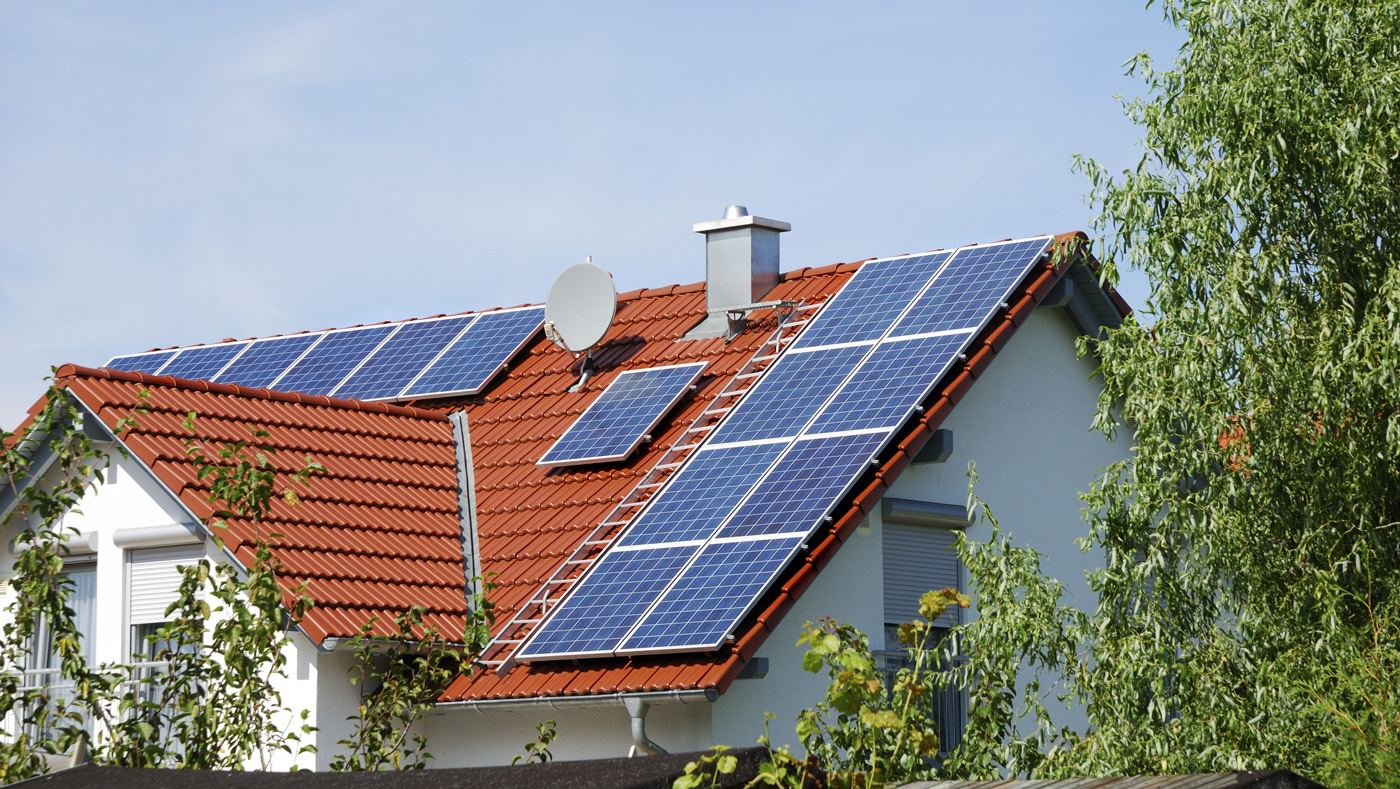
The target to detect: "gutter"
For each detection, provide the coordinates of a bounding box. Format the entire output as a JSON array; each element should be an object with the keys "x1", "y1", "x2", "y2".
[{"x1": 437, "y1": 687, "x2": 718, "y2": 714}]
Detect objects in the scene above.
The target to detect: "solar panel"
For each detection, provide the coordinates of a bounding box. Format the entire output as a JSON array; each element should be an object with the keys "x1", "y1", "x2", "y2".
[
  {"x1": 332, "y1": 315, "x2": 476, "y2": 401},
  {"x1": 270, "y1": 325, "x2": 399, "y2": 396},
  {"x1": 806, "y1": 333, "x2": 970, "y2": 435},
  {"x1": 516, "y1": 544, "x2": 698, "y2": 661},
  {"x1": 705, "y1": 344, "x2": 869, "y2": 445},
  {"x1": 158, "y1": 343, "x2": 249, "y2": 382},
  {"x1": 716, "y1": 431, "x2": 888, "y2": 540},
  {"x1": 538, "y1": 362, "x2": 708, "y2": 467},
  {"x1": 515, "y1": 235, "x2": 1055, "y2": 663},
  {"x1": 615, "y1": 442, "x2": 787, "y2": 548},
  {"x1": 792, "y1": 251, "x2": 951, "y2": 350},
  {"x1": 892, "y1": 238, "x2": 1050, "y2": 337},
  {"x1": 619, "y1": 536, "x2": 804, "y2": 653},
  {"x1": 105, "y1": 350, "x2": 178, "y2": 375},
  {"x1": 401, "y1": 307, "x2": 545, "y2": 398},
  {"x1": 217, "y1": 334, "x2": 322, "y2": 388}
]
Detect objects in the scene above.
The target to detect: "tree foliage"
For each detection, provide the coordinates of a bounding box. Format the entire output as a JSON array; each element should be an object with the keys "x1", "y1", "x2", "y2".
[{"x1": 1062, "y1": 0, "x2": 1400, "y2": 779}]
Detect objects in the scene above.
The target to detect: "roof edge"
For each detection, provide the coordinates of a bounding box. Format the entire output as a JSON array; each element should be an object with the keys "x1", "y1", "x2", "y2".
[{"x1": 57, "y1": 364, "x2": 451, "y2": 421}]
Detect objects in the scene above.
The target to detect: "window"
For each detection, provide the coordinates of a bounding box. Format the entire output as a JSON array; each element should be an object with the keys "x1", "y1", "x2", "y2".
[
  {"x1": 127, "y1": 544, "x2": 204, "y2": 753},
  {"x1": 21, "y1": 562, "x2": 96, "y2": 738},
  {"x1": 881, "y1": 517, "x2": 965, "y2": 753}
]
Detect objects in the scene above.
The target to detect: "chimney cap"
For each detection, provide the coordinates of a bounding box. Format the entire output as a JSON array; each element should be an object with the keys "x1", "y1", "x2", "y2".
[{"x1": 693, "y1": 206, "x2": 790, "y2": 235}]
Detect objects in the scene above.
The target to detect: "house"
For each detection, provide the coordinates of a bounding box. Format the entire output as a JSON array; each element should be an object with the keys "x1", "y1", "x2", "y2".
[{"x1": 0, "y1": 208, "x2": 1130, "y2": 770}]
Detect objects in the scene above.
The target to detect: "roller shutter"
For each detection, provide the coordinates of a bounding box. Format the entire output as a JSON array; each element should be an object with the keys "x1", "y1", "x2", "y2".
[
  {"x1": 129, "y1": 545, "x2": 204, "y2": 625},
  {"x1": 882, "y1": 521, "x2": 960, "y2": 628}
]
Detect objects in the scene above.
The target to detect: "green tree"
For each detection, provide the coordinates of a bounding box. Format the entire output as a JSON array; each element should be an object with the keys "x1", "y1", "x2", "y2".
[{"x1": 1060, "y1": 0, "x2": 1400, "y2": 779}]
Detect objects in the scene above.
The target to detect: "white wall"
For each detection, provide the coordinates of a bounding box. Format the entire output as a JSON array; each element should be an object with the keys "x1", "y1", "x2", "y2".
[{"x1": 885, "y1": 306, "x2": 1124, "y2": 735}]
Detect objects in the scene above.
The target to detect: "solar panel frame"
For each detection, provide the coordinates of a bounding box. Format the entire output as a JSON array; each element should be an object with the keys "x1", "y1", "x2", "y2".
[
  {"x1": 538, "y1": 361, "x2": 709, "y2": 467},
  {"x1": 705, "y1": 344, "x2": 871, "y2": 445},
  {"x1": 268, "y1": 324, "x2": 401, "y2": 396},
  {"x1": 104, "y1": 350, "x2": 180, "y2": 375},
  {"x1": 805, "y1": 332, "x2": 973, "y2": 436},
  {"x1": 791, "y1": 251, "x2": 953, "y2": 350},
  {"x1": 399, "y1": 306, "x2": 545, "y2": 399},
  {"x1": 891, "y1": 238, "x2": 1052, "y2": 338},
  {"x1": 330, "y1": 314, "x2": 478, "y2": 402},
  {"x1": 157, "y1": 342, "x2": 251, "y2": 382}
]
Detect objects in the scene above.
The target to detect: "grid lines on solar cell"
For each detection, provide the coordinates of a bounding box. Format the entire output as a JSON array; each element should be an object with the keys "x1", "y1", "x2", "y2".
[
  {"x1": 792, "y1": 252, "x2": 950, "y2": 350},
  {"x1": 159, "y1": 343, "x2": 248, "y2": 382},
  {"x1": 105, "y1": 351, "x2": 178, "y2": 375},
  {"x1": 619, "y1": 536, "x2": 803, "y2": 652},
  {"x1": 892, "y1": 238, "x2": 1050, "y2": 337},
  {"x1": 716, "y1": 432, "x2": 888, "y2": 540},
  {"x1": 332, "y1": 316, "x2": 476, "y2": 401},
  {"x1": 807, "y1": 333, "x2": 970, "y2": 435},
  {"x1": 706, "y1": 344, "x2": 869, "y2": 445},
  {"x1": 538, "y1": 362, "x2": 707, "y2": 466},
  {"x1": 402, "y1": 307, "x2": 545, "y2": 397},
  {"x1": 616, "y1": 442, "x2": 787, "y2": 547},
  {"x1": 516, "y1": 544, "x2": 697, "y2": 660},
  {"x1": 271, "y1": 325, "x2": 398, "y2": 396},
  {"x1": 216, "y1": 335, "x2": 322, "y2": 388}
]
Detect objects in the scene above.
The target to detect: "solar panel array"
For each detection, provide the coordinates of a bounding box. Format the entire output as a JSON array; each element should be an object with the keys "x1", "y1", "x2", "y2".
[
  {"x1": 103, "y1": 307, "x2": 545, "y2": 401},
  {"x1": 538, "y1": 362, "x2": 709, "y2": 467},
  {"x1": 517, "y1": 236, "x2": 1053, "y2": 661}
]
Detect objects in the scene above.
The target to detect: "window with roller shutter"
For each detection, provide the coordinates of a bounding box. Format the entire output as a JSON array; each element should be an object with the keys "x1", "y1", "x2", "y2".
[{"x1": 129, "y1": 545, "x2": 205, "y2": 627}]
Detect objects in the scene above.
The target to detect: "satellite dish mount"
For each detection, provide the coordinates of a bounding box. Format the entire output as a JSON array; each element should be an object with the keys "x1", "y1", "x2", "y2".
[{"x1": 544, "y1": 257, "x2": 616, "y2": 392}]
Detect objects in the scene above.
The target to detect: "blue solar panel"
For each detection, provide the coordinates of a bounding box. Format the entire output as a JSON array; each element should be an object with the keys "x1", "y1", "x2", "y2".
[
  {"x1": 538, "y1": 362, "x2": 708, "y2": 467},
  {"x1": 159, "y1": 343, "x2": 248, "y2": 382},
  {"x1": 272, "y1": 325, "x2": 398, "y2": 396},
  {"x1": 402, "y1": 307, "x2": 545, "y2": 397},
  {"x1": 517, "y1": 544, "x2": 698, "y2": 660},
  {"x1": 716, "y1": 432, "x2": 888, "y2": 540},
  {"x1": 891, "y1": 238, "x2": 1050, "y2": 337},
  {"x1": 616, "y1": 442, "x2": 787, "y2": 548},
  {"x1": 792, "y1": 252, "x2": 950, "y2": 350},
  {"x1": 807, "y1": 333, "x2": 970, "y2": 435},
  {"x1": 619, "y1": 536, "x2": 803, "y2": 653},
  {"x1": 105, "y1": 351, "x2": 178, "y2": 375},
  {"x1": 706, "y1": 344, "x2": 869, "y2": 445},
  {"x1": 217, "y1": 335, "x2": 321, "y2": 388},
  {"x1": 332, "y1": 316, "x2": 476, "y2": 401}
]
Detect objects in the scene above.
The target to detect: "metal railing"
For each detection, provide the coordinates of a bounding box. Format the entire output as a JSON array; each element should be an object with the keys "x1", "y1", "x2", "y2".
[{"x1": 873, "y1": 649, "x2": 966, "y2": 755}]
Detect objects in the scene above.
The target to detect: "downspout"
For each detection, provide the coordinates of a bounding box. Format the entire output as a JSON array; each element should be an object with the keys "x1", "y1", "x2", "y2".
[{"x1": 623, "y1": 695, "x2": 667, "y2": 756}]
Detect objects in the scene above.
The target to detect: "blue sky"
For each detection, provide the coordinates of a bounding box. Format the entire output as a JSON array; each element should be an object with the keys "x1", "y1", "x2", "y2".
[{"x1": 0, "y1": 2, "x2": 1182, "y2": 429}]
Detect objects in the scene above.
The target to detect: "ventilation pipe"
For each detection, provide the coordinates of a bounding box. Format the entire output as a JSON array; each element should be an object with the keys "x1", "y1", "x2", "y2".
[
  {"x1": 686, "y1": 206, "x2": 791, "y2": 338},
  {"x1": 623, "y1": 695, "x2": 668, "y2": 756}
]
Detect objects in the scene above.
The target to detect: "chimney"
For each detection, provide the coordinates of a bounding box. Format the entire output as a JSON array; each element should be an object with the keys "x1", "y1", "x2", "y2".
[{"x1": 687, "y1": 206, "x2": 791, "y2": 338}]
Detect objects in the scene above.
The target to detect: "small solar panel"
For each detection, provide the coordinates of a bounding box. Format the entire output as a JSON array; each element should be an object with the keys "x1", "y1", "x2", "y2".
[
  {"x1": 401, "y1": 307, "x2": 545, "y2": 398},
  {"x1": 516, "y1": 544, "x2": 698, "y2": 661},
  {"x1": 619, "y1": 536, "x2": 804, "y2": 654},
  {"x1": 332, "y1": 315, "x2": 476, "y2": 401},
  {"x1": 792, "y1": 251, "x2": 951, "y2": 350},
  {"x1": 806, "y1": 333, "x2": 970, "y2": 435},
  {"x1": 158, "y1": 343, "x2": 249, "y2": 382},
  {"x1": 892, "y1": 238, "x2": 1050, "y2": 337},
  {"x1": 538, "y1": 362, "x2": 708, "y2": 467},
  {"x1": 615, "y1": 442, "x2": 787, "y2": 548},
  {"x1": 105, "y1": 350, "x2": 178, "y2": 375},
  {"x1": 270, "y1": 325, "x2": 398, "y2": 396},
  {"x1": 217, "y1": 334, "x2": 322, "y2": 388},
  {"x1": 716, "y1": 431, "x2": 888, "y2": 540},
  {"x1": 706, "y1": 344, "x2": 869, "y2": 445}
]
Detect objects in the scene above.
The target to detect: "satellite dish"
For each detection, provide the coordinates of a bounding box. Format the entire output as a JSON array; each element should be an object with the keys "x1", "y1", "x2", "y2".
[{"x1": 545, "y1": 258, "x2": 616, "y2": 354}]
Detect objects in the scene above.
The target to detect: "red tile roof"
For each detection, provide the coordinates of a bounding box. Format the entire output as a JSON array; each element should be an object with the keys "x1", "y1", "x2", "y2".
[
  {"x1": 42, "y1": 366, "x2": 470, "y2": 645},
  {"x1": 22, "y1": 231, "x2": 1119, "y2": 703},
  {"x1": 431, "y1": 232, "x2": 1106, "y2": 703}
]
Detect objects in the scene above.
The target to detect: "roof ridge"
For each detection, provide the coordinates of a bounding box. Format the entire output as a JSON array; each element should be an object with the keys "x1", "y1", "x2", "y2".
[{"x1": 56, "y1": 364, "x2": 450, "y2": 421}]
